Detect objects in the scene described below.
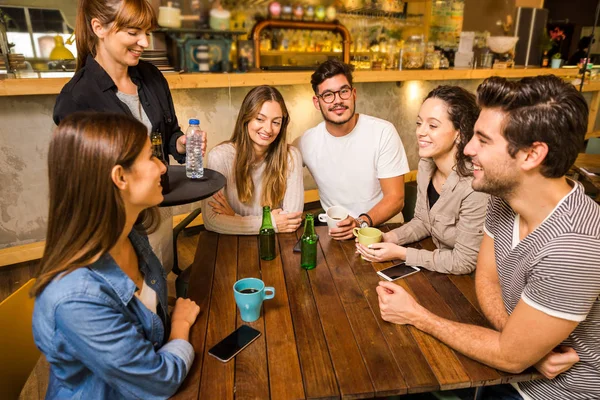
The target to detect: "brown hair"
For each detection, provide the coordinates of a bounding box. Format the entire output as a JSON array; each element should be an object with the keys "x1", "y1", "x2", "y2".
[
  {"x1": 228, "y1": 86, "x2": 293, "y2": 207},
  {"x1": 32, "y1": 112, "x2": 159, "y2": 296},
  {"x1": 477, "y1": 75, "x2": 588, "y2": 178},
  {"x1": 75, "y1": 0, "x2": 157, "y2": 71},
  {"x1": 423, "y1": 85, "x2": 480, "y2": 177}
]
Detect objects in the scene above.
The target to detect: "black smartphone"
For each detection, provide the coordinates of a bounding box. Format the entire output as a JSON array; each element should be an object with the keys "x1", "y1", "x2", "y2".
[
  {"x1": 208, "y1": 325, "x2": 261, "y2": 362},
  {"x1": 377, "y1": 262, "x2": 420, "y2": 281},
  {"x1": 293, "y1": 235, "x2": 319, "y2": 253}
]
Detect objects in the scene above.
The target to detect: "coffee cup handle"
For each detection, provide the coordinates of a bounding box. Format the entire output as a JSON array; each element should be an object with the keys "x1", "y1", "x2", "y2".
[
  {"x1": 318, "y1": 213, "x2": 327, "y2": 223},
  {"x1": 264, "y1": 287, "x2": 275, "y2": 300},
  {"x1": 353, "y1": 227, "x2": 360, "y2": 237}
]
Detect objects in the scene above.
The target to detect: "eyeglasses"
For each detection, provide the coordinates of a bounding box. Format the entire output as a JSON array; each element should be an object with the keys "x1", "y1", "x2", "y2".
[{"x1": 317, "y1": 87, "x2": 353, "y2": 104}]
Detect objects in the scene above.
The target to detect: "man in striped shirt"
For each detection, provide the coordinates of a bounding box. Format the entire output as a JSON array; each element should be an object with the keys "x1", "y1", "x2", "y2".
[{"x1": 377, "y1": 75, "x2": 600, "y2": 399}]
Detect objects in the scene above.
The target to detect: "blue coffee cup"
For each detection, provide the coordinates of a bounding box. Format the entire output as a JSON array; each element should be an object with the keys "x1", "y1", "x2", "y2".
[{"x1": 233, "y1": 278, "x2": 275, "y2": 322}]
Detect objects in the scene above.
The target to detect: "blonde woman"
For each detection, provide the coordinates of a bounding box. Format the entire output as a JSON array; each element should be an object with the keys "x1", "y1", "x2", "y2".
[{"x1": 201, "y1": 86, "x2": 304, "y2": 234}]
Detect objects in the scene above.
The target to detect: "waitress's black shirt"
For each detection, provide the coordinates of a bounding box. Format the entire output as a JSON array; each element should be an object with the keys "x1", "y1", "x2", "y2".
[{"x1": 53, "y1": 55, "x2": 185, "y2": 163}]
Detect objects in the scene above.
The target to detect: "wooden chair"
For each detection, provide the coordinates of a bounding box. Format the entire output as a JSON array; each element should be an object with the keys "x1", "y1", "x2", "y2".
[{"x1": 0, "y1": 279, "x2": 41, "y2": 399}]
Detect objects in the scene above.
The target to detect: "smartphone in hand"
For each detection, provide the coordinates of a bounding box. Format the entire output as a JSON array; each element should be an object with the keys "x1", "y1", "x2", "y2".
[
  {"x1": 208, "y1": 325, "x2": 261, "y2": 362},
  {"x1": 377, "y1": 263, "x2": 420, "y2": 281}
]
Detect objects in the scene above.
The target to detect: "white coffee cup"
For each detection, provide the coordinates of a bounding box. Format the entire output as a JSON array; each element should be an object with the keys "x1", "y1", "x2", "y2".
[{"x1": 318, "y1": 206, "x2": 349, "y2": 230}]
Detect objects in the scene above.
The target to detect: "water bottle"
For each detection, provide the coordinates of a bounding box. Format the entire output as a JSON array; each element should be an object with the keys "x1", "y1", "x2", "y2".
[{"x1": 186, "y1": 119, "x2": 204, "y2": 179}]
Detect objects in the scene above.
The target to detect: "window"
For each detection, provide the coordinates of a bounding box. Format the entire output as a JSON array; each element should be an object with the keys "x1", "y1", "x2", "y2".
[{"x1": 0, "y1": 6, "x2": 75, "y2": 59}]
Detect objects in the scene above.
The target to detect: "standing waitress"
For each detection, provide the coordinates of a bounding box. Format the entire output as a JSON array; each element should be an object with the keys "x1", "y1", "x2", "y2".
[{"x1": 54, "y1": 0, "x2": 206, "y2": 273}]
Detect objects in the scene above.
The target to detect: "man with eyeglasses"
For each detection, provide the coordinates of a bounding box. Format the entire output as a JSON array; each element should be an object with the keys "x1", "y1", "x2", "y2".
[{"x1": 296, "y1": 59, "x2": 409, "y2": 240}]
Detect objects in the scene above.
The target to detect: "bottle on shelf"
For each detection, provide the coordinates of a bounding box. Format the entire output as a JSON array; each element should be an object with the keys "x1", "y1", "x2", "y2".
[
  {"x1": 304, "y1": 5, "x2": 315, "y2": 21},
  {"x1": 268, "y1": 1, "x2": 281, "y2": 19},
  {"x1": 185, "y1": 119, "x2": 204, "y2": 179}
]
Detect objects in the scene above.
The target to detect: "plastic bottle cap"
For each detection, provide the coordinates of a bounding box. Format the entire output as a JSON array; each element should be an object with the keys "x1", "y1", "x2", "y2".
[{"x1": 189, "y1": 119, "x2": 200, "y2": 125}]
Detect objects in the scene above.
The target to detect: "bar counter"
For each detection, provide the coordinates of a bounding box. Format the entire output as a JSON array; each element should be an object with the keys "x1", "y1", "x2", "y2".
[{"x1": 0, "y1": 67, "x2": 591, "y2": 97}]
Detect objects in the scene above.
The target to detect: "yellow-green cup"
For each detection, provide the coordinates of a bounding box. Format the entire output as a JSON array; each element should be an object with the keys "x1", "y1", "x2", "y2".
[{"x1": 353, "y1": 227, "x2": 382, "y2": 260}]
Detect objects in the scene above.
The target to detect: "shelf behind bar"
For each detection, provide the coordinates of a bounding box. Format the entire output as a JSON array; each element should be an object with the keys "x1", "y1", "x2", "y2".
[{"x1": 0, "y1": 67, "x2": 588, "y2": 97}]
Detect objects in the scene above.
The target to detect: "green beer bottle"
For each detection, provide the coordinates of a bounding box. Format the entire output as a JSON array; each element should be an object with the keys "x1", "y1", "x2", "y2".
[
  {"x1": 150, "y1": 131, "x2": 170, "y2": 194},
  {"x1": 259, "y1": 206, "x2": 276, "y2": 260},
  {"x1": 300, "y1": 213, "x2": 318, "y2": 270}
]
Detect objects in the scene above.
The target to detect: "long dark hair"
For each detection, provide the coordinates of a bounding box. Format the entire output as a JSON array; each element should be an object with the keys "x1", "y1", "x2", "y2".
[
  {"x1": 75, "y1": 0, "x2": 157, "y2": 71},
  {"x1": 423, "y1": 85, "x2": 480, "y2": 177},
  {"x1": 228, "y1": 85, "x2": 293, "y2": 207},
  {"x1": 32, "y1": 112, "x2": 159, "y2": 296}
]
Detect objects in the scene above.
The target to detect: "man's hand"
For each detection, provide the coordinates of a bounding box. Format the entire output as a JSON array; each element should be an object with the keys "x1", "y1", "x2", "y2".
[
  {"x1": 535, "y1": 346, "x2": 579, "y2": 379},
  {"x1": 376, "y1": 280, "x2": 424, "y2": 325},
  {"x1": 176, "y1": 131, "x2": 207, "y2": 156},
  {"x1": 329, "y1": 215, "x2": 357, "y2": 240},
  {"x1": 355, "y1": 242, "x2": 406, "y2": 262},
  {"x1": 208, "y1": 191, "x2": 235, "y2": 216},
  {"x1": 272, "y1": 209, "x2": 303, "y2": 233}
]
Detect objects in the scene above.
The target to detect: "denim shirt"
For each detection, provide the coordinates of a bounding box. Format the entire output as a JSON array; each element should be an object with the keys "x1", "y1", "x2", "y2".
[{"x1": 32, "y1": 229, "x2": 194, "y2": 399}]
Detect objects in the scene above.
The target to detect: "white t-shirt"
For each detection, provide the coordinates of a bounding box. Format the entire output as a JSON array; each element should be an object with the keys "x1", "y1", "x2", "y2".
[{"x1": 298, "y1": 114, "x2": 409, "y2": 218}]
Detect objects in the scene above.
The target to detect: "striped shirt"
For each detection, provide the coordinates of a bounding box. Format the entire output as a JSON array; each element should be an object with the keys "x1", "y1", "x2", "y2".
[{"x1": 484, "y1": 181, "x2": 600, "y2": 400}]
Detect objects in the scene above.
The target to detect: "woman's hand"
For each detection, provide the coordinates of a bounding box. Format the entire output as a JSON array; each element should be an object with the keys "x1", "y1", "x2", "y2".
[
  {"x1": 169, "y1": 297, "x2": 200, "y2": 341},
  {"x1": 355, "y1": 242, "x2": 406, "y2": 262},
  {"x1": 209, "y1": 191, "x2": 235, "y2": 216},
  {"x1": 272, "y1": 209, "x2": 303, "y2": 233},
  {"x1": 176, "y1": 130, "x2": 207, "y2": 156}
]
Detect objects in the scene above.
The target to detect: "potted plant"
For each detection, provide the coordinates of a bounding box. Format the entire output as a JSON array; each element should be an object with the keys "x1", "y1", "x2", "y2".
[{"x1": 551, "y1": 52, "x2": 562, "y2": 69}]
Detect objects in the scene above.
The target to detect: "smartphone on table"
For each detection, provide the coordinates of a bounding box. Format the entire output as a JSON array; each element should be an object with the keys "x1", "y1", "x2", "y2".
[
  {"x1": 377, "y1": 262, "x2": 420, "y2": 281},
  {"x1": 208, "y1": 325, "x2": 261, "y2": 362}
]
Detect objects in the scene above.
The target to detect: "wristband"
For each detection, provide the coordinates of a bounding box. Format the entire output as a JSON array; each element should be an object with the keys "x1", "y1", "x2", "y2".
[{"x1": 358, "y1": 213, "x2": 373, "y2": 227}]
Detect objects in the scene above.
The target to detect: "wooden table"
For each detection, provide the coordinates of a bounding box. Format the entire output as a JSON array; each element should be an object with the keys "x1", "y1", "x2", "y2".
[
  {"x1": 172, "y1": 226, "x2": 540, "y2": 399},
  {"x1": 574, "y1": 153, "x2": 600, "y2": 201}
]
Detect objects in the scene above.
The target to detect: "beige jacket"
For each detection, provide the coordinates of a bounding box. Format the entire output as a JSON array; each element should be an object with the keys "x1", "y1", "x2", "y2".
[{"x1": 389, "y1": 158, "x2": 488, "y2": 274}]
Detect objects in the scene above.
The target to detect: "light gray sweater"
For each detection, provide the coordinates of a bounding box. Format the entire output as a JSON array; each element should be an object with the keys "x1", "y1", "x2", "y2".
[{"x1": 201, "y1": 143, "x2": 304, "y2": 235}]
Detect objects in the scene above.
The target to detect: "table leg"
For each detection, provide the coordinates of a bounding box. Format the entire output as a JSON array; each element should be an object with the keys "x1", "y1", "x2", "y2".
[{"x1": 172, "y1": 207, "x2": 202, "y2": 276}]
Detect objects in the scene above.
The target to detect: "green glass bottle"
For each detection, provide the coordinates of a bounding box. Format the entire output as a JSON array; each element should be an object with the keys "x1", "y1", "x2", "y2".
[
  {"x1": 259, "y1": 206, "x2": 276, "y2": 260},
  {"x1": 150, "y1": 131, "x2": 170, "y2": 194},
  {"x1": 300, "y1": 213, "x2": 318, "y2": 270}
]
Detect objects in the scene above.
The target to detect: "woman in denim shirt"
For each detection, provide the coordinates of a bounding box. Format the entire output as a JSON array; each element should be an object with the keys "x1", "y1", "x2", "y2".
[{"x1": 32, "y1": 112, "x2": 200, "y2": 399}]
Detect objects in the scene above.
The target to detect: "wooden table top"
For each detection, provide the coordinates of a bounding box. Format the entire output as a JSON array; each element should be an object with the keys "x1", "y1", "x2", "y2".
[{"x1": 172, "y1": 225, "x2": 540, "y2": 399}]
